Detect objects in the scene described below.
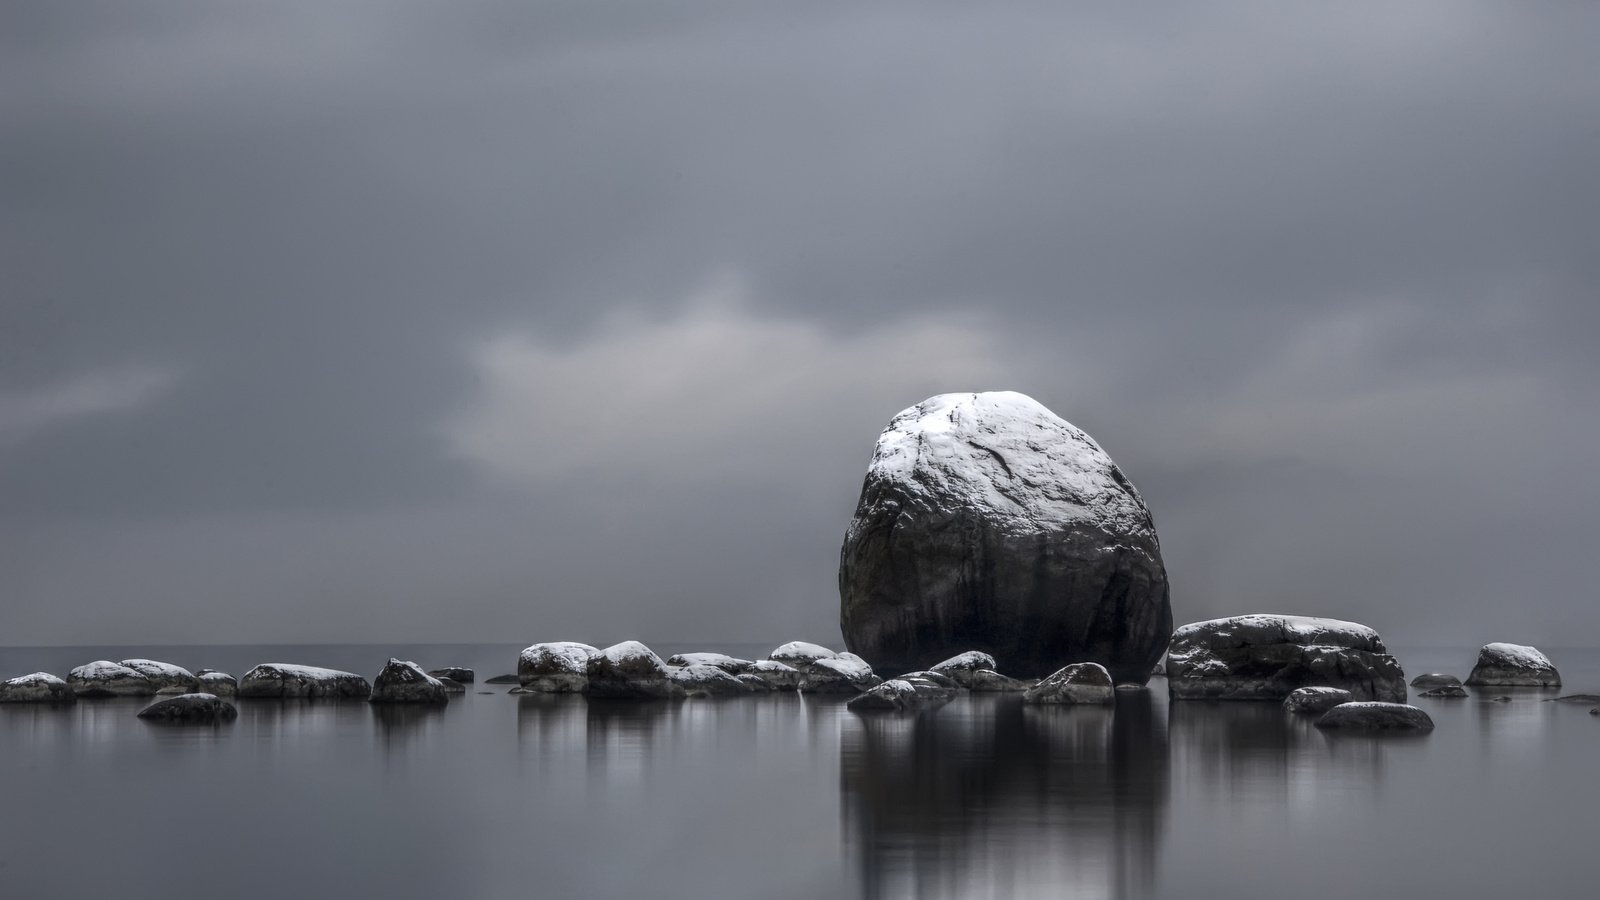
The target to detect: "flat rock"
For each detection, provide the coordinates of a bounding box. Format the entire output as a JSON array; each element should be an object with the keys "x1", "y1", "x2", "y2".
[
  {"x1": 119, "y1": 659, "x2": 199, "y2": 693},
  {"x1": 197, "y1": 671, "x2": 238, "y2": 696},
  {"x1": 665, "y1": 652, "x2": 755, "y2": 674},
  {"x1": 1315, "y1": 701, "x2": 1434, "y2": 731},
  {"x1": 237, "y1": 663, "x2": 372, "y2": 699},
  {"x1": 1465, "y1": 643, "x2": 1561, "y2": 687},
  {"x1": 1410, "y1": 673, "x2": 1462, "y2": 689},
  {"x1": 68, "y1": 661, "x2": 155, "y2": 697},
  {"x1": 0, "y1": 672, "x2": 76, "y2": 704},
  {"x1": 1420, "y1": 685, "x2": 1469, "y2": 698},
  {"x1": 518, "y1": 642, "x2": 598, "y2": 693},
  {"x1": 838, "y1": 391, "x2": 1171, "y2": 683},
  {"x1": 584, "y1": 641, "x2": 683, "y2": 700},
  {"x1": 1022, "y1": 662, "x2": 1115, "y2": 705},
  {"x1": 1283, "y1": 686, "x2": 1354, "y2": 713},
  {"x1": 798, "y1": 653, "x2": 882, "y2": 694},
  {"x1": 1166, "y1": 614, "x2": 1407, "y2": 702},
  {"x1": 137, "y1": 693, "x2": 237, "y2": 723},
  {"x1": 768, "y1": 641, "x2": 839, "y2": 669},
  {"x1": 369, "y1": 659, "x2": 449, "y2": 704},
  {"x1": 427, "y1": 666, "x2": 475, "y2": 683},
  {"x1": 743, "y1": 660, "x2": 803, "y2": 691},
  {"x1": 667, "y1": 664, "x2": 757, "y2": 697}
]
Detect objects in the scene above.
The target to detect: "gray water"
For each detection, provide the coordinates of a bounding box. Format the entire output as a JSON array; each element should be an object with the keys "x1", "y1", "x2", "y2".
[{"x1": 1, "y1": 643, "x2": 1595, "y2": 900}]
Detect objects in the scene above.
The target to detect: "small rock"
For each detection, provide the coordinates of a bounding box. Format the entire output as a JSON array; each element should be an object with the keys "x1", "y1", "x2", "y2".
[
  {"x1": 768, "y1": 641, "x2": 839, "y2": 669},
  {"x1": 665, "y1": 653, "x2": 755, "y2": 674},
  {"x1": 846, "y1": 673, "x2": 959, "y2": 712},
  {"x1": 928, "y1": 651, "x2": 997, "y2": 687},
  {"x1": 137, "y1": 693, "x2": 237, "y2": 723},
  {"x1": 0, "y1": 672, "x2": 76, "y2": 704},
  {"x1": 238, "y1": 664, "x2": 372, "y2": 699},
  {"x1": 427, "y1": 667, "x2": 475, "y2": 683},
  {"x1": 1410, "y1": 673, "x2": 1463, "y2": 689},
  {"x1": 369, "y1": 659, "x2": 449, "y2": 704},
  {"x1": 1464, "y1": 642, "x2": 1561, "y2": 687},
  {"x1": 484, "y1": 674, "x2": 521, "y2": 685},
  {"x1": 743, "y1": 660, "x2": 803, "y2": 691},
  {"x1": 1022, "y1": 662, "x2": 1115, "y2": 705},
  {"x1": 667, "y1": 664, "x2": 756, "y2": 697},
  {"x1": 1315, "y1": 701, "x2": 1434, "y2": 731},
  {"x1": 119, "y1": 659, "x2": 200, "y2": 693},
  {"x1": 518, "y1": 642, "x2": 598, "y2": 693},
  {"x1": 1590, "y1": 708, "x2": 1598, "y2": 716},
  {"x1": 197, "y1": 671, "x2": 238, "y2": 696},
  {"x1": 68, "y1": 661, "x2": 155, "y2": 697},
  {"x1": 1420, "y1": 685, "x2": 1469, "y2": 698},
  {"x1": 1283, "y1": 686, "x2": 1353, "y2": 714},
  {"x1": 798, "y1": 653, "x2": 881, "y2": 694}
]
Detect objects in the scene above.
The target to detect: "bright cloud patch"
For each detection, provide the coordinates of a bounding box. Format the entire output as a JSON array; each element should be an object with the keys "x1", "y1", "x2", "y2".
[{"x1": 0, "y1": 364, "x2": 179, "y2": 444}]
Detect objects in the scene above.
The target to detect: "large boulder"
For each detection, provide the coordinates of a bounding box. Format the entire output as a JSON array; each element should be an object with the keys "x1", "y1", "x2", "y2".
[
  {"x1": 1315, "y1": 701, "x2": 1434, "y2": 732},
  {"x1": 137, "y1": 693, "x2": 237, "y2": 723},
  {"x1": 517, "y1": 642, "x2": 598, "y2": 693},
  {"x1": 584, "y1": 641, "x2": 683, "y2": 700},
  {"x1": 1166, "y1": 615, "x2": 1407, "y2": 702},
  {"x1": 767, "y1": 641, "x2": 840, "y2": 669},
  {"x1": 0, "y1": 673, "x2": 76, "y2": 704},
  {"x1": 68, "y1": 661, "x2": 155, "y2": 697},
  {"x1": 119, "y1": 659, "x2": 199, "y2": 693},
  {"x1": 1464, "y1": 643, "x2": 1561, "y2": 687},
  {"x1": 369, "y1": 659, "x2": 449, "y2": 704},
  {"x1": 1021, "y1": 662, "x2": 1115, "y2": 705},
  {"x1": 237, "y1": 664, "x2": 372, "y2": 699},
  {"x1": 838, "y1": 391, "x2": 1171, "y2": 683}
]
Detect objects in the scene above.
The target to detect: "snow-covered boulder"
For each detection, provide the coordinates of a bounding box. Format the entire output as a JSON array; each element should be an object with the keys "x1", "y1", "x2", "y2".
[
  {"x1": 847, "y1": 672, "x2": 959, "y2": 712},
  {"x1": 369, "y1": 659, "x2": 449, "y2": 704},
  {"x1": 667, "y1": 664, "x2": 756, "y2": 697},
  {"x1": 68, "y1": 661, "x2": 156, "y2": 697},
  {"x1": 928, "y1": 651, "x2": 997, "y2": 688},
  {"x1": 665, "y1": 652, "x2": 755, "y2": 674},
  {"x1": 237, "y1": 664, "x2": 372, "y2": 699},
  {"x1": 768, "y1": 642, "x2": 839, "y2": 669},
  {"x1": 1419, "y1": 685, "x2": 1468, "y2": 698},
  {"x1": 1410, "y1": 673, "x2": 1462, "y2": 689},
  {"x1": 517, "y1": 642, "x2": 598, "y2": 693},
  {"x1": 137, "y1": 693, "x2": 237, "y2": 723},
  {"x1": 1464, "y1": 643, "x2": 1560, "y2": 687},
  {"x1": 839, "y1": 392, "x2": 1171, "y2": 683},
  {"x1": 1315, "y1": 701, "x2": 1434, "y2": 732},
  {"x1": 744, "y1": 660, "x2": 803, "y2": 691},
  {"x1": 197, "y1": 671, "x2": 237, "y2": 696},
  {"x1": 1022, "y1": 662, "x2": 1115, "y2": 705},
  {"x1": 0, "y1": 673, "x2": 76, "y2": 704},
  {"x1": 798, "y1": 652, "x2": 882, "y2": 694},
  {"x1": 1166, "y1": 615, "x2": 1407, "y2": 702},
  {"x1": 1282, "y1": 686, "x2": 1352, "y2": 714},
  {"x1": 427, "y1": 666, "x2": 474, "y2": 683},
  {"x1": 119, "y1": 659, "x2": 199, "y2": 693},
  {"x1": 584, "y1": 641, "x2": 683, "y2": 700}
]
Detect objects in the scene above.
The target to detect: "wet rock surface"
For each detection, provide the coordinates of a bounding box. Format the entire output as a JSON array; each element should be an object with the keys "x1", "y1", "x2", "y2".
[
  {"x1": 1410, "y1": 673, "x2": 1462, "y2": 689},
  {"x1": 584, "y1": 641, "x2": 684, "y2": 700},
  {"x1": 1420, "y1": 685, "x2": 1469, "y2": 698},
  {"x1": 427, "y1": 667, "x2": 475, "y2": 683},
  {"x1": 68, "y1": 661, "x2": 155, "y2": 697},
  {"x1": 1283, "y1": 686, "x2": 1353, "y2": 713},
  {"x1": 517, "y1": 642, "x2": 598, "y2": 693},
  {"x1": 1166, "y1": 615, "x2": 1407, "y2": 702}
]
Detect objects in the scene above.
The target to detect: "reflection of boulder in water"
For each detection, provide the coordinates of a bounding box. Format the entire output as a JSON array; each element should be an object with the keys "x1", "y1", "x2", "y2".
[{"x1": 839, "y1": 694, "x2": 1168, "y2": 900}]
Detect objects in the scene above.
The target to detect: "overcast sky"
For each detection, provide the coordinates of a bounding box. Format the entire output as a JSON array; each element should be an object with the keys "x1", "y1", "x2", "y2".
[{"x1": 3, "y1": 1, "x2": 1596, "y2": 651}]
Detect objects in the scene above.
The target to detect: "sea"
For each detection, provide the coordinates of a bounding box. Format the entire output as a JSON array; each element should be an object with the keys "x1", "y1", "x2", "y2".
[{"x1": 0, "y1": 642, "x2": 1595, "y2": 900}]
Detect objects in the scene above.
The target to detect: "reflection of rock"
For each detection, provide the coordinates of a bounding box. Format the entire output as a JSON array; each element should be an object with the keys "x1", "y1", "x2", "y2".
[
  {"x1": 839, "y1": 392, "x2": 1171, "y2": 683},
  {"x1": 1316, "y1": 702, "x2": 1434, "y2": 731},
  {"x1": 238, "y1": 664, "x2": 372, "y2": 699},
  {"x1": 1464, "y1": 643, "x2": 1560, "y2": 687},
  {"x1": 68, "y1": 661, "x2": 154, "y2": 697},
  {"x1": 840, "y1": 692, "x2": 1167, "y2": 900},
  {"x1": 0, "y1": 673, "x2": 76, "y2": 704},
  {"x1": 1167, "y1": 615, "x2": 1407, "y2": 701},
  {"x1": 1023, "y1": 663, "x2": 1114, "y2": 705},
  {"x1": 137, "y1": 692, "x2": 237, "y2": 723},
  {"x1": 1283, "y1": 687, "x2": 1352, "y2": 714}
]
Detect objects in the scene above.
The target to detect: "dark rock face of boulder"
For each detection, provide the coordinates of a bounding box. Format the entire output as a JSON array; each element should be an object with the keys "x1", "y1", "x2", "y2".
[
  {"x1": 1315, "y1": 701, "x2": 1434, "y2": 732},
  {"x1": 137, "y1": 693, "x2": 237, "y2": 723},
  {"x1": 1022, "y1": 662, "x2": 1115, "y2": 705},
  {"x1": 369, "y1": 659, "x2": 449, "y2": 704},
  {"x1": 427, "y1": 667, "x2": 475, "y2": 683},
  {"x1": 0, "y1": 673, "x2": 77, "y2": 704},
  {"x1": 1420, "y1": 685, "x2": 1469, "y2": 698},
  {"x1": 1410, "y1": 673, "x2": 1462, "y2": 689},
  {"x1": 237, "y1": 664, "x2": 372, "y2": 699},
  {"x1": 584, "y1": 641, "x2": 684, "y2": 700},
  {"x1": 68, "y1": 661, "x2": 155, "y2": 697},
  {"x1": 1283, "y1": 686, "x2": 1353, "y2": 713},
  {"x1": 1166, "y1": 615, "x2": 1407, "y2": 702},
  {"x1": 838, "y1": 392, "x2": 1171, "y2": 684},
  {"x1": 1464, "y1": 643, "x2": 1561, "y2": 687}
]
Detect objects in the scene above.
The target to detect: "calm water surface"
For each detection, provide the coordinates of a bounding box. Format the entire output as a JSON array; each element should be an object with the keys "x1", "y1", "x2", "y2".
[{"x1": 1, "y1": 643, "x2": 1595, "y2": 900}]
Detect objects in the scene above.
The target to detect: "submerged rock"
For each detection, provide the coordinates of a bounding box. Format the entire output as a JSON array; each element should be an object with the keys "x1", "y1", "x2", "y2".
[
  {"x1": 1548, "y1": 694, "x2": 1600, "y2": 704},
  {"x1": 1464, "y1": 643, "x2": 1561, "y2": 687},
  {"x1": 584, "y1": 641, "x2": 683, "y2": 700},
  {"x1": 1420, "y1": 685, "x2": 1469, "y2": 698},
  {"x1": 197, "y1": 671, "x2": 238, "y2": 696},
  {"x1": 137, "y1": 693, "x2": 237, "y2": 723},
  {"x1": 237, "y1": 664, "x2": 372, "y2": 699},
  {"x1": 517, "y1": 642, "x2": 598, "y2": 693},
  {"x1": 1283, "y1": 686, "x2": 1353, "y2": 714},
  {"x1": 369, "y1": 659, "x2": 449, "y2": 704},
  {"x1": 427, "y1": 667, "x2": 475, "y2": 683},
  {"x1": 798, "y1": 653, "x2": 882, "y2": 695},
  {"x1": 847, "y1": 672, "x2": 959, "y2": 712},
  {"x1": 1022, "y1": 662, "x2": 1115, "y2": 705},
  {"x1": 119, "y1": 659, "x2": 199, "y2": 693},
  {"x1": 0, "y1": 673, "x2": 76, "y2": 704},
  {"x1": 838, "y1": 391, "x2": 1171, "y2": 683},
  {"x1": 1315, "y1": 701, "x2": 1434, "y2": 732},
  {"x1": 1166, "y1": 615, "x2": 1407, "y2": 702},
  {"x1": 665, "y1": 652, "x2": 755, "y2": 674},
  {"x1": 68, "y1": 661, "x2": 155, "y2": 697},
  {"x1": 1410, "y1": 673, "x2": 1462, "y2": 690},
  {"x1": 743, "y1": 660, "x2": 803, "y2": 692}
]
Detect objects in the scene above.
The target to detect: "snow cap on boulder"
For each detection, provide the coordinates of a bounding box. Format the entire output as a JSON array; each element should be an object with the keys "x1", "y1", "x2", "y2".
[{"x1": 1464, "y1": 643, "x2": 1560, "y2": 687}]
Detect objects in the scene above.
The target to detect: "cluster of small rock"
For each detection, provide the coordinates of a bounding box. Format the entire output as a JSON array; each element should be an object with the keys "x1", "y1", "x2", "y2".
[{"x1": 510, "y1": 639, "x2": 883, "y2": 700}]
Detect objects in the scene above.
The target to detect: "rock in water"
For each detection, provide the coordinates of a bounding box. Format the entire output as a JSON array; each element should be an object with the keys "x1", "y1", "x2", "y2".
[
  {"x1": 846, "y1": 672, "x2": 960, "y2": 712},
  {"x1": 0, "y1": 673, "x2": 77, "y2": 704},
  {"x1": 197, "y1": 671, "x2": 238, "y2": 696},
  {"x1": 665, "y1": 653, "x2": 755, "y2": 674},
  {"x1": 518, "y1": 642, "x2": 599, "y2": 693},
  {"x1": 1283, "y1": 687, "x2": 1353, "y2": 714},
  {"x1": 744, "y1": 660, "x2": 803, "y2": 691},
  {"x1": 137, "y1": 693, "x2": 237, "y2": 723},
  {"x1": 1420, "y1": 685, "x2": 1469, "y2": 698},
  {"x1": 68, "y1": 661, "x2": 156, "y2": 697},
  {"x1": 427, "y1": 667, "x2": 475, "y2": 683},
  {"x1": 119, "y1": 659, "x2": 199, "y2": 693},
  {"x1": 1410, "y1": 673, "x2": 1463, "y2": 690},
  {"x1": 838, "y1": 391, "x2": 1170, "y2": 683},
  {"x1": 237, "y1": 664, "x2": 372, "y2": 699},
  {"x1": 1464, "y1": 643, "x2": 1561, "y2": 687},
  {"x1": 1021, "y1": 662, "x2": 1115, "y2": 705},
  {"x1": 1166, "y1": 615, "x2": 1407, "y2": 702},
  {"x1": 1315, "y1": 702, "x2": 1434, "y2": 732},
  {"x1": 584, "y1": 641, "x2": 683, "y2": 700},
  {"x1": 369, "y1": 659, "x2": 449, "y2": 704},
  {"x1": 667, "y1": 664, "x2": 756, "y2": 697}
]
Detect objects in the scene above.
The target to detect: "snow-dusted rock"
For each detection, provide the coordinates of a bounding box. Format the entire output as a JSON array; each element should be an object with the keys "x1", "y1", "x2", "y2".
[
  {"x1": 1464, "y1": 643, "x2": 1560, "y2": 687},
  {"x1": 137, "y1": 692, "x2": 237, "y2": 723},
  {"x1": 667, "y1": 664, "x2": 756, "y2": 697},
  {"x1": 928, "y1": 651, "x2": 996, "y2": 688},
  {"x1": 584, "y1": 641, "x2": 683, "y2": 700},
  {"x1": 119, "y1": 659, "x2": 199, "y2": 693},
  {"x1": 1410, "y1": 673, "x2": 1462, "y2": 689},
  {"x1": 237, "y1": 664, "x2": 372, "y2": 699},
  {"x1": 1022, "y1": 662, "x2": 1115, "y2": 705},
  {"x1": 197, "y1": 671, "x2": 237, "y2": 696},
  {"x1": 68, "y1": 661, "x2": 155, "y2": 697},
  {"x1": 967, "y1": 669, "x2": 1032, "y2": 692},
  {"x1": 1166, "y1": 615, "x2": 1407, "y2": 702},
  {"x1": 1420, "y1": 685, "x2": 1469, "y2": 698},
  {"x1": 744, "y1": 660, "x2": 803, "y2": 691},
  {"x1": 517, "y1": 642, "x2": 598, "y2": 693},
  {"x1": 436, "y1": 677, "x2": 467, "y2": 693},
  {"x1": 1315, "y1": 702, "x2": 1434, "y2": 732},
  {"x1": 1282, "y1": 686, "x2": 1353, "y2": 714},
  {"x1": 839, "y1": 391, "x2": 1171, "y2": 682},
  {"x1": 768, "y1": 642, "x2": 838, "y2": 669},
  {"x1": 427, "y1": 666, "x2": 474, "y2": 683},
  {"x1": 735, "y1": 674, "x2": 773, "y2": 692},
  {"x1": 798, "y1": 652, "x2": 882, "y2": 694},
  {"x1": 484, "y1": 674, "x2": 520, "y2": 684},
  {"x1": 665, "y1": 652, "x2": 755, "y2": 674},
  {"x1": 846, "y1": 672, "x2": 959, "y2": 712},
  {"x1": 369, "y1": 659, "x2": 449, "y2": 704},
  {"x1": 0, "y1": 673, "x2": 76, "y2": 704}
]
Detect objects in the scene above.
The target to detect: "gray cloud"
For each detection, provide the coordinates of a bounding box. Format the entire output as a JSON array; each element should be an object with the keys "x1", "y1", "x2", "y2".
[{"x1": 2, "y1": 1, "x2": 1597, "y2": 650}]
